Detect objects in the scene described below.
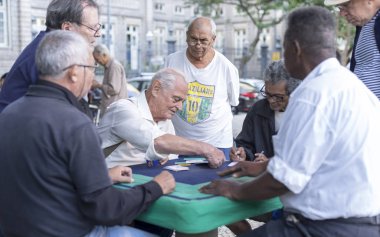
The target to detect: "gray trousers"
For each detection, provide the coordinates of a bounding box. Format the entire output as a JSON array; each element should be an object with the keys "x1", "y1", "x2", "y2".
[{"x1": 239, "y1": 212, "x2": 380, "y2": 237}]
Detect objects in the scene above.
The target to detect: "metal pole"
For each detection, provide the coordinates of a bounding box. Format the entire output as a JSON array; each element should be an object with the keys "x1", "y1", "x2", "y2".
[{"x1": 106, "y1": 0, "x2": 111, "y2": 49}]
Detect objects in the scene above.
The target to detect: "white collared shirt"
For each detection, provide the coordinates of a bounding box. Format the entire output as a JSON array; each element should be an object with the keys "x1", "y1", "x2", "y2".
[
  {"x1": 267, "y1": 58, "x2": 380, "y2": 220},
  {"x1": 98, "y1": 91, "x2": 176, "y2": 168}
]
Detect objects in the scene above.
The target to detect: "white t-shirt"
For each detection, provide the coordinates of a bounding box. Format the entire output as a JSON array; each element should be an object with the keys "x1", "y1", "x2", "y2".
[
  {"x1": 164, "y1": 49, "x2": 240, "y2": 148},
  {"x1": 97, "y1": 92, "x2": 176, "y2": 168},
  {"x1": 267, "y1": 58, "x2": 380, "y2": 220}
]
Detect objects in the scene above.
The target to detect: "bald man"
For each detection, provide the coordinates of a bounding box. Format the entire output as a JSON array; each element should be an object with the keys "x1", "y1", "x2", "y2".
[{"x1": 163, "y1": 16, "x2": 240, "y2": 161}]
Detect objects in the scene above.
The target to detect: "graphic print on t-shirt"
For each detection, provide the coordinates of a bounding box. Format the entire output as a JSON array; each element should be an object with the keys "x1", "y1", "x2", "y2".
[{"x1": 177, "y1": 81, "x2": 215, "y2": 125}]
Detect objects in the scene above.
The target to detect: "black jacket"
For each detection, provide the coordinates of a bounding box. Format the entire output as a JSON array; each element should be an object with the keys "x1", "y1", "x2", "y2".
[{"x1": 235, "y1": 99, "x2": 275, "y2": 161}]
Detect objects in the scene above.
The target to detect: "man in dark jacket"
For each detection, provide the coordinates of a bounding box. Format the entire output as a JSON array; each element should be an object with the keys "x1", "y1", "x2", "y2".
[
  {"x1": 230, "y1": 61, "x2": 300, "y2": 162},
  {"x1": 0, "y1": 30, "x2": 175, "y2": 237}
]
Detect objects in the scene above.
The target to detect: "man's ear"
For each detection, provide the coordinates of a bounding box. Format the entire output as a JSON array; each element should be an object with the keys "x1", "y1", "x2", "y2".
[
  {"x1": 293, "y1": 40, "x2": 302, "y2": 57},
  {"x1": 151, "y1": 80, "x2": 161, "y2": 97},
  {"x1": 61, "y1": 21, "x2": 73, "y2": 31},
  {"x1": 67, "y1": 66, "x2": 78, "y2": 83}
]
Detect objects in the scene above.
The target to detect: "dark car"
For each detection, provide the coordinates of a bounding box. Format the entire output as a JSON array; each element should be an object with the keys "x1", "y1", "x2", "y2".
[{"x1": 232, "y1": 81, "x2": 260, "y2": 114}]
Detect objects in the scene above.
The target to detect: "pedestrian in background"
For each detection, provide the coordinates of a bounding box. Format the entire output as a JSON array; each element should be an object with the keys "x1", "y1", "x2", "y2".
[
  {"x1": 325, "y1": 0, "x2": 380, "y2": 99},
  {"x1": 92, "y1": 44, "x2": 128, "y2": 117},
  {"x1": 0, "y1": 0, "x2": 101, "y2": 115}
]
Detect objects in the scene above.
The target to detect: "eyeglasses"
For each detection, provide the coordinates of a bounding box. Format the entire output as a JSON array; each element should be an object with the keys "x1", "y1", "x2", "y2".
[
  {"x1": 187, "y1": 37, "x2": 212, "y2": 46},
  {"x1": 335, "y1": 1, "x2": 350, "y2": 11},
  {"x1": 62, "y1": 64, "x2": 98, "y2": 73},
  {"x1": 78, "y1": 23, "x2": 102, "y2": 36},
  {"x1": 260, "y1": 86, "x2": 288, "y2": 102}
]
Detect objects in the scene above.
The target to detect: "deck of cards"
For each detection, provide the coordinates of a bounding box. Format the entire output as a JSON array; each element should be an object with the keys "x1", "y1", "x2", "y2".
[{"x1": 164, "y1": 165, "x2": 190, "y2": 172}]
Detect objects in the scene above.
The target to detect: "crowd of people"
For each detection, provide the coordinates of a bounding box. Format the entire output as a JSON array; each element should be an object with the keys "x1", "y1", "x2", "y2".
[{"x1": 0, "y1": 0, "x2": 379, "y2": 237}]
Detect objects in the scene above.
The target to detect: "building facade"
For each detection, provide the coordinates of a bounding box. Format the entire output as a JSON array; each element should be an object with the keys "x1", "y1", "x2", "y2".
[{"x1": 0, "y1": 0, "x2": 282, "y2": 78}]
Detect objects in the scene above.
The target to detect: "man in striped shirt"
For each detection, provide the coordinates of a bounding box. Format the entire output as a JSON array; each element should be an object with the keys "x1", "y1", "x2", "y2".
[{"x1": 325, "y1": 0, "x2": 380, "y2": 99}]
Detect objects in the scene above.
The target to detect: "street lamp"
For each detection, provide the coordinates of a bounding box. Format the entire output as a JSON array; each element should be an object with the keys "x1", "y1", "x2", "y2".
[
  {"x1": 260, "y1": 37, "x2": 268, "y2": 78},
  {"x1": 146, "y1": 31, "x2": 153, "y2": 71}
]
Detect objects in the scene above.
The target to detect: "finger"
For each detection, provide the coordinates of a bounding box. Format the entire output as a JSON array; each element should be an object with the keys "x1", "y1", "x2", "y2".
[
  {"x1": 199, "y1": 184, "x2": 215, "y2": 194},
  {"x1": 217, "y1": 166, "x2": 241, "y2": 177}
]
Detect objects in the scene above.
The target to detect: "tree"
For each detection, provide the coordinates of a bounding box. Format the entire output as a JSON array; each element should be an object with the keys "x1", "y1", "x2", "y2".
[{"x1": 185, "y1": 0, "x2": 354, "y2": 76}]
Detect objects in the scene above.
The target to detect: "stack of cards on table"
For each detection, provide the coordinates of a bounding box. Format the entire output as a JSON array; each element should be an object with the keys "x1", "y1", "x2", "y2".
[
  {"x1": 184, "y1": 157, "x2": 208, "y2": 164},
  {"x1": 164, "y1": 165, "x2": 190, "y2": 172}
]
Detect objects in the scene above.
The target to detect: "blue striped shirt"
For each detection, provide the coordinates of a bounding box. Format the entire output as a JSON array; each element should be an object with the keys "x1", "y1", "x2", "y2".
[{"x1": 354, "y1": 11, "x2": 380, "y2": 99}]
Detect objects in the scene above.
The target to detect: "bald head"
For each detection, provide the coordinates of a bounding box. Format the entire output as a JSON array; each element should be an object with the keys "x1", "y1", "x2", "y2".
[{"x1": 187, "y1": 17, "x2": 216, "y2": 37}]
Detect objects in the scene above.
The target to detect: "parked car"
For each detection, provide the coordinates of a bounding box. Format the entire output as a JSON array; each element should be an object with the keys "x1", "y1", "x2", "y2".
[
  {"x1": 127, "y1": 72, "x2": 154, "y2": 92},
  {"x1": 232, "y1": 81, "x2": 260, "y2": 114},
  {"x1": 240, "y1": 78, "x2": 265, "y2": 100}
]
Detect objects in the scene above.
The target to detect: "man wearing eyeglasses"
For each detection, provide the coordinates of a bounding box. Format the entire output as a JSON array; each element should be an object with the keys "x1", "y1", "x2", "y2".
[
  {"x1": 0, "y1": 30, "x2": 175, "y2": 237},
  {"x1": 163, "y1": 16, "x2": 240, "y2": 161},
  {"x1": 230, "y1": 61, "x2": 300, "y2": 163},
  {"x1": 325, "y1": 0, "x2": 380, "y2": 100},
  {"x1": 0, "y1": 0, "x2": 102, "y2": 114}
]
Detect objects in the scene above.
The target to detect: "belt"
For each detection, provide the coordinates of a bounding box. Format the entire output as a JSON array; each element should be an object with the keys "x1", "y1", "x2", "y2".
[{"x1": 284, "y1": 211, "x2": 380, "y2": 225}]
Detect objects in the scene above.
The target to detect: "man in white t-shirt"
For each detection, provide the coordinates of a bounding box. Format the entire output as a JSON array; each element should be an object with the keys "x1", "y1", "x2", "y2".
[
  {"x1": 163, "y1": 16, "x2": 240, "y2": 160},
  {"x1": 98, "y1": 68, "x2": 225, "y2": 168},
  {"x1": 200, "y1": 6, "x2": 380, "y2": 237}
]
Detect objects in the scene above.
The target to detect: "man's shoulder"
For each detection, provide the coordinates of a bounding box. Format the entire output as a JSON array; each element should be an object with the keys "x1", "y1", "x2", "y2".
[{"x1": 214, "y1": 50, "x2": 238, "y2": 70}]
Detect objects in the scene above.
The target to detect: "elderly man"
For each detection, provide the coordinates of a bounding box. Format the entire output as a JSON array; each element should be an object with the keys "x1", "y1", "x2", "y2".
[
  {"x1": 0, "y1": 30, "x2": 175, "y2": 237},
  {"x1": 325, "y1": 0, "x2": 380, "y2": 99},
  {"x1": 0, "y1": 0, "x2": 101, "y2": 114},
  {"x1": 92, "y1": 44, "x2": 128, "y2": 117},
  {"x1": 98, "y1": 68, "x2": 225, "y2": 169},
  {"x1": 163, "y1": 16, "x2": 240, "y2": 160},
  {"x1": 201, "y1": 6, "x2": 380, "y2": 237},
  {"x1": 230, "y1": 61, "x2": 300, "y2": 162}
]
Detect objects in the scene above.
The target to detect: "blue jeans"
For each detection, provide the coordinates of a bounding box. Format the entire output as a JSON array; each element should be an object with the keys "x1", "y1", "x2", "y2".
[{"x1": 85, "y1": 226, "x2": 159, "y2": 237}]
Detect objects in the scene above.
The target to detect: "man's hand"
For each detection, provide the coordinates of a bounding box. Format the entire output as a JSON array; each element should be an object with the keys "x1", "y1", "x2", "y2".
[
  {"x1": 217, "y1": 160, "x2": 268, "y2": 178},
  {"x1": 91, "y1": 79, "x2": 101, "y2": 89},
  {"x1": 204, "y1": 147, "x2": 225, "y2": 169},
  {"x1": 230, "y1": 147, "x2": 246, "y2": 161},
  {"x1": 153, "y1": 171, "x2": 176, "y2": 194},
  {"x1": 199, "y1": 180, "x2": 241, "y2": 200},
  {"x1": 108, "y1": 166, "x2": 133, "y2": 184},
  {"x1": 159, "y1": 157, "x2": 169, "y2": 165},
  {"x1": 254, "y1": 153, "x2": 268, "y2": 163}
]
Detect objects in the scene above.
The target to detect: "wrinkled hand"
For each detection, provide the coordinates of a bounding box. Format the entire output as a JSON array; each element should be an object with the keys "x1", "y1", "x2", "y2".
[
  {"x1": 230, "y1": 147, "x2": 246, "y2": 162},
  {"x1": 205, "y1": 148, "x2": 225, "y2": 169},
  {"x1": 217, "y1": 160, "x2": 268, "y2": 178},
  {"x1": 153, "y1": 171, "x2": 176, "y2": 195},
  {"x1": 108, "y1": 166, "x2": 133, "y2": 184},
  {"x1": 254, "y1": 153, "x2": 268, "y2": 163},
  {"x1": 199, "y1": 179, "x2": 241, "y2": 200}
]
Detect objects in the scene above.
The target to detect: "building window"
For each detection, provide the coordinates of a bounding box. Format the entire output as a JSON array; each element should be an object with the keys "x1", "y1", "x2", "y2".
[
  {"x1": 154, "y1": 27, "x2": 165, "y2": 55},
  {"x1": 31, "y1": 17, "x2": 46, "y2": 39},
  {"x1": 215, "y1": 30, "x2": 224, "y2": 53},
  {"x1": 174, "y1": 6, "x2": 183, "y2": 15},
  {"x1": 175, "y1": 29, "x2": 185, "y2": 50},
  {"x1": 234, "y1": 29, "x2": 247, "y2": 57},
  {"x1": 101, "y1": 23, "x2": 115, "y2": 55},
  {"x1": 0, "y1": 0, "x2": 8, "y2": 47},
  {"x1": 154, "y1": 2, "x2": 164, "y2": 12},
  {"x1": 126, "y1": 25, "x2": 139, "y2": 70}
]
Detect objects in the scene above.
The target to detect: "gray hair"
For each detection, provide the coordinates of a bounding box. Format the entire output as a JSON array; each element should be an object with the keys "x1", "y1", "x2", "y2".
[
  {"x1": 187, "y1": 16, "x2": 217, "y2": 36},
  {"x1": 284, "y1": 6, "x2": 336, "y2": 57},
  {"x1": 46, "y1": 0, "x2": 99, "y2": 30},
  {"x1": 263, "y1": 61, "x2": 301, "y2": 94},
  {"x1": 93, "y1": 44, "x2": 110, "y2": 57},
  {"x1": 152, "y1": 68, "x2": 186, "y2": 90},
  {"x1": 36, "y1": 30, "x2": 89, "y2": 77}
]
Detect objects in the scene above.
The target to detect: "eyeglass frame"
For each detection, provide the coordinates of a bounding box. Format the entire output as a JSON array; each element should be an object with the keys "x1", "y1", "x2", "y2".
[
  {"x1": 62, "y1": 64, "x2": 98, "y2": 73},
  {"x1": 77, "y1": 22, "x2": 102, "y2": 36},
  {"x1": 260, "y1": 85, "x2": 289, "y2": 102},
  {"x1": 187, "y1": 36, "x2": 214, "y2": 46}
]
